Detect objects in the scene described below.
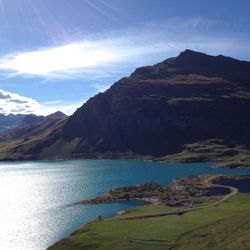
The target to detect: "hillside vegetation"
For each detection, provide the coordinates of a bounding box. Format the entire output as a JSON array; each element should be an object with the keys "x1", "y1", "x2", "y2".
[{"x1": 49, "y1": 193, "x2": 250, "y2": 250}]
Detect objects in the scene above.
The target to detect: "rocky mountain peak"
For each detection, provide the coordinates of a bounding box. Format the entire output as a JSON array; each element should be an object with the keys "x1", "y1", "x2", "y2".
[{"x1": 1, "y1": 50, "x2": 250, "y2": 160}]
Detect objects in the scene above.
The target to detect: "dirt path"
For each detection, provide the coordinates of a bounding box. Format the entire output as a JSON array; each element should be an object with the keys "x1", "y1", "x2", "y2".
[{"x1": 120, "y1": 178, "x2": 238, "y2": 220}]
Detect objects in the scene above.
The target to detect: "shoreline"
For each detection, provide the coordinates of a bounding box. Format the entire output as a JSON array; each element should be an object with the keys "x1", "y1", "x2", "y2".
[
  {"x1": 0, "y1": 156, "x2": 249, "y2": 169},
  {"x1": 48, "y1": 174, "x2": 250, "y2": 249},
  {"x1": 73, "y1": 174, "x2": 235, "y2": 207}
]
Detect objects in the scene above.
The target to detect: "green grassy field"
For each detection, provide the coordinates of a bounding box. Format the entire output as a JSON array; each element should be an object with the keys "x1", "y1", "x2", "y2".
[
  {"x1": 173, "y1": 211, "x2": 250, "y2": 249},
  {"x1": 215, "y1": 161, "x2": 250, "y2": 168},
  {"x1": 158, "y1": 140, "x2": 250, "y2": 167},
  {"x1": 49, "y1": 193, "x2": 250, "y2": 250}
]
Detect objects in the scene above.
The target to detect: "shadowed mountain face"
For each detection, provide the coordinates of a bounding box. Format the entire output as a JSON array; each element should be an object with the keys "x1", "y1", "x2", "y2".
[
  {"x1": 0, "y1": 112, "x2": 67, "y2": 133},
  {"x1": 0, "y1": 114, "x2": 26, "y2": 132},
  {"x1": 0, "y1": 112, "x2": 67, "y2": 159},
  {"x1": 20, "y1": 112, "x2": 67, "y2": 126},
  {"x1": 0, "y1": 111, "x2": 67, "y2": 141},
  {"x1": 1, "y1": 50, "x2": 250, "y2": 160}
]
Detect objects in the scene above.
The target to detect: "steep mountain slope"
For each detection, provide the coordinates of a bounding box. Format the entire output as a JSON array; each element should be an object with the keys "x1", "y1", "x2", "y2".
[
  {"x1": 1, "y1": 50, "x2": 250, "y2": 160},
  {"x1": 21, "y1": 114, "x2": 45, "y2": 126},
  {"x1": 0, "y1": 112, "x2": 67, "y2": 159},
  {"x1": 21, "y1": 112, "x2": 67, "y2": 126},
  {"x1": 0, "y1": 114, "x2": 26, "y2": 132},
  {"x1": 0, "y1": 112, "x2": 67, "y2": 133}
]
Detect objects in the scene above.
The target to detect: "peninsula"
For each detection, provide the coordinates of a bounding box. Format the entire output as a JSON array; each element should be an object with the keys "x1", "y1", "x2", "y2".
[{"x1": 49, "y1": 174, "x2": 250, "y2": 249}]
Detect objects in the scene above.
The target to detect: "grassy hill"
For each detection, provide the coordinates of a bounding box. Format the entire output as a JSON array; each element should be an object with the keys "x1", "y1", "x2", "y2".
[{"x1": 49, "y1": 192, "x2": 250, "y2": 249}]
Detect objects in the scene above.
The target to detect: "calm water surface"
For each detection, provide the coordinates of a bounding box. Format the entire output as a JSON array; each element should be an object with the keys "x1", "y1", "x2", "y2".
[{"x1": 1, "y1": 159, "x2": 250, "y2": 250}]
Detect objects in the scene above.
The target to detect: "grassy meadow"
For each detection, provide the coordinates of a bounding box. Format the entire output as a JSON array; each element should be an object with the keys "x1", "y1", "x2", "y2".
[{"x1": 49, "y1": 193, "x2": 250, "y2": 250}]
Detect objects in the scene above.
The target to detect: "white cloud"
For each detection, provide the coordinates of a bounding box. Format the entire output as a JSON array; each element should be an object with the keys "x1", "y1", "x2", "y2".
[
  {"x1": 0, "y1": 89, "x2": 40, "y2": 114},
  {"x1": 0, "y1": 40, "x2": 162, "y2": 79},
  {"x1": 0, "y1": 42, "x2": 119, "y2": 76},
  {"x1": 0, "y1": 89, "x2": 81, "y2": 115},
  {"x1": 0, "y1": 16, "x2": 239, "y2": 80}
]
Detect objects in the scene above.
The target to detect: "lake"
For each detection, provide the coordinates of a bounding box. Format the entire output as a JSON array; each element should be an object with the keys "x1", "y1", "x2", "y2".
[{"x1": 1, "y1": 160, "x2": 250, "y2": 250}]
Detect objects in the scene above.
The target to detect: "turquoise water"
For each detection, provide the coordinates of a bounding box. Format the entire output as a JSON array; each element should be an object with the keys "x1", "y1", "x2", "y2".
[{"x1": 0, "y1": 160, "x2": 250, "y2": 250}]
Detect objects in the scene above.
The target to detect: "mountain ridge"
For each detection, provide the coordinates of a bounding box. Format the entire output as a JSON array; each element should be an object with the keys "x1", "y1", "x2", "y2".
[
  {"x1": 0, "y1": 114, "x2": 26, "y2": 132},
  {"x1": 1, "y1": 50, "x2": 250, "y2": 162}
]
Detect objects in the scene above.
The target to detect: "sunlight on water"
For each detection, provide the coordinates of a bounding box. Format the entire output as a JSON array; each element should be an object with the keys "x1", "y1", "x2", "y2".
[{"x1": 0, "y1": 160, "x2": 250, "y2": 250}]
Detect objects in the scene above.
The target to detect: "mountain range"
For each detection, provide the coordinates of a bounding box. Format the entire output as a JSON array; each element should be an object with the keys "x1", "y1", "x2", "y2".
[
  {"x1": 0, "y1": 111, "x2": 67, "y2": 133},
  {"x1": 0, "y1": 50, "x2": 250, "y2": 163},
  {"x1": 0, "y1": 114, "x2": 26, "y2": 132}
]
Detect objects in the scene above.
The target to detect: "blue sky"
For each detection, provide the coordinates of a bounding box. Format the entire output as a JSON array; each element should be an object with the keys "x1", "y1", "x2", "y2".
[{"x1": 0, "y1": 0, "x2": 250, "y2": 115}]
